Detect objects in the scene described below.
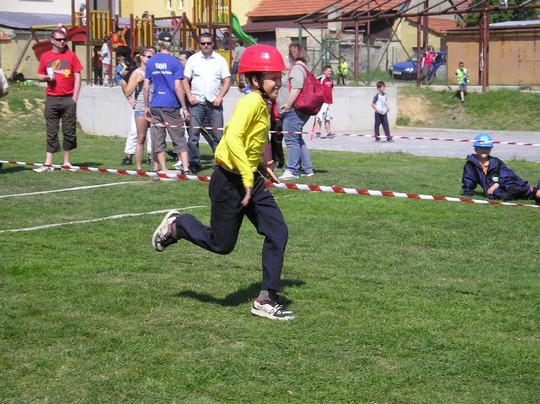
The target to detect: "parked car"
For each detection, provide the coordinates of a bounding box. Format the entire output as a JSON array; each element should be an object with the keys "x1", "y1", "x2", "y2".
[{"x1": 389, "y1": 52, "x2": 447, "y2": 80}]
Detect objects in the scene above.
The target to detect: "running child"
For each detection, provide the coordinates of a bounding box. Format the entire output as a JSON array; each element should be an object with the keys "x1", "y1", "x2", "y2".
[{"x1": 152, "y1": 45, "x2": 295, "y2": 320}]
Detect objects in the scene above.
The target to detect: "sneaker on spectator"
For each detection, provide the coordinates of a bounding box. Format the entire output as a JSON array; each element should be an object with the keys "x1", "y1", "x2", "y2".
[
  {"x1": 121, "y1": 156, "x2": 132, "y2": 165},
  {"x1": 173, "y1": 161, "x2": 183, "y2": 171},
  {"x1": 152, "y1": 210, "x2": 181, "y2": 252},
  {"x1": 300, "y1": 172, "x2": 315, "y2": 177},
  {"x1": 374, "y1": 137, "x2": 381, "y2": 142},
  {"x1": 33, "y1": 165, "x2": 54, "y2": 173},
  {"x1": 251, "y1": 298, "x2": 295, "y2": 320},
  {"x1": 386, "y1": 138, "x2": 394, "y2": 143},
  {"x1": 278, "y1": 170, "x2": 299, "y2": 180}
]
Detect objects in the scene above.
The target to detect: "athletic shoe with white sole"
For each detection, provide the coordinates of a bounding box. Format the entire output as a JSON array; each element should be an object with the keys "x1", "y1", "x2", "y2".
[
  {"x1": 173, "y1": 161, "x2": 183, "y2": 171},
  {"x1": 152, "y1": 210, "x2": 181, "y2": 252},
  {"x1": 251, "y1": 298, "x2": 295, "y2": 320},
  {"x1": 278, "y1": 170, "x2": 299, "y2": 180},
  {"x1": 33, "y1": 165, "x2": 55, "y2": 173},
  {"x1": 300, "y1": 172, "x2": 315, "y2": 177}
]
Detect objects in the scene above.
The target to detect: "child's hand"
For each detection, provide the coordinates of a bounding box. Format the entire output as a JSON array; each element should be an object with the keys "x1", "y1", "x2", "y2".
[
  {"x1": 487, "y1": 183, "x2": 499, "y2": 195},
  {"x1": 241, "y1": 187, "x2": 252, "y2": 206}
]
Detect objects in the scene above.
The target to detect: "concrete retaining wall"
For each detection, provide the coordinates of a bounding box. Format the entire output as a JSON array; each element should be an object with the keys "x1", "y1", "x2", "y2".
[{"x1": 77, "y1": 85, "x2": 397, "y2": 138}]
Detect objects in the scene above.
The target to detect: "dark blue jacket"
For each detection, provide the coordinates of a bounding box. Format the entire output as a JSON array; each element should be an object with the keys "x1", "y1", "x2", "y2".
[{"x1": 462, "y1": 154, "x2": 533, "y2": 200}]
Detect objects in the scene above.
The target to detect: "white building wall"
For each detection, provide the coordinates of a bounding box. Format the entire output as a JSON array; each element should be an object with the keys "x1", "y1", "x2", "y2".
[{"x1": 77, "y1": 85, "x2": 397, "y2": 137}]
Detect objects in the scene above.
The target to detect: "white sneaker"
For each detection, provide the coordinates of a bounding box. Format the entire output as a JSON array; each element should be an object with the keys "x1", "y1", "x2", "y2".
[
  {"x1": 300, "y1": 172, "x2": 315, "y2": 177},
  {"x1": 152, "y1": 210, "x2": 181, "y2": 252},
  {"x1": 251, "y1": 298, "x2": 295, "y2": 321},
  {"x1": 173, "y1": 161, "x2": 183, "y2": 171},
  {"x1": 278, "y1": 170, "x2": 299, "y2": 180},
  {"x1": 33, "y1": 165, "x2": 54, "y2": 173}
]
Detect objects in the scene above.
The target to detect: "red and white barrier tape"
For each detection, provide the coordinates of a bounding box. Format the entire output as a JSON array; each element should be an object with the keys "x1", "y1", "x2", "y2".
[
  {"x1": 152, "y1": 122, "x2": 540, "y2": 147},
  {"x1": 2, "y1": 160, "x2": 538, "y2": 209}
]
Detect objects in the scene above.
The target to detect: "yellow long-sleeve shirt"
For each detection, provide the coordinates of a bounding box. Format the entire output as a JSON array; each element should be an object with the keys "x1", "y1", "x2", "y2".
[{"x1": 214, "y1": 91, "x2": 270, "y2": 188}]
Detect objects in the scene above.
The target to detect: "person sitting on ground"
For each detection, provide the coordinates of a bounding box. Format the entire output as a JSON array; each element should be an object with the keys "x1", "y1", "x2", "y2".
[{"x1": 462, "y1": 133, "x2": 540, "y2": 204}]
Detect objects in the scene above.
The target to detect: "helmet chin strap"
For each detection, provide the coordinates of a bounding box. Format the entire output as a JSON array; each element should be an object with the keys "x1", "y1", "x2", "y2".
[{"x1": 253, "y1": 75, "x2": 271, "y2": 100}]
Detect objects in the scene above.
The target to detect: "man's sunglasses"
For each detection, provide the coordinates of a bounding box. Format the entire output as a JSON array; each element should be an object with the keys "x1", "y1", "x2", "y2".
[
  {"x1": 200, "y1": 42, "x2": 213, "y2": 46},
  {"x1": 53, "y1": 37, "x2": 67, "y2": 42}
]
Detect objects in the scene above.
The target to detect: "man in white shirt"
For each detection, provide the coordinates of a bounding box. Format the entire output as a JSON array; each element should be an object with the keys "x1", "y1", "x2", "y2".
[{"x1": 182, "y1": 33, "x2": 231, "y2": 171}]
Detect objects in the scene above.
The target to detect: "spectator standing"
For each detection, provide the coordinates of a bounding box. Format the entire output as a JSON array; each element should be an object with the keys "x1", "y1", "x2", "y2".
[
  {"x1": 371, "y1": 80, "x2": 393, "y2": 142},
  {"x1": 421, "y1": 45, "x2": 436, "y2": 85},
  {"x1": 231, "y1": 40, "x2": 245, "y2": 84},
  {"x1": 111, "y1": 27, "x2": 130, "y2": 60},
  {"x1": 174, "y1": 51, "x2": 193, "y2": 171},
  {"x1": 337, "y1": 56, "x2": 348, "y2": 85},
  {"x1": 314, "y1": 65, "x2": 334, "y2": 138},
  {"x1": 122, "y1": 49, "x2": 156, "y2": 170},
  {"x1": 144, "y1": 32, "x2": 190, "y2": 174},
  {"x1": 178, "y1": 50, "x2": 192, "y2": 67},
  {"x1": 0, "y1": 67, "x2": 9, "y2": 98},
  {"x1": 100, "y1": 36, "x2": 111, "y2": 86},
  {"x1": 151, "y1": 44, "x2": 295, "y2": 320},
  {"x1": 114, "y1": 55, "x2": 128, "y2": 86},
  {"x1": 0, "y1": 67, "x2": 7, "y2": 169},
  {"x1": 454, "y1": 61, "x2": 470, "y2": 102},
  {"x1": 34, "y1": 28, "x2": 83, "y2": 172},
  {"x1": 79, "y1": 1, "x2": 87, "y2": 26},
  {"x1": 269, "y1": 99, "x2": 284, "y2": 170},
  {"x1": 170, "y1": 11, "x2": 180, "y2": 30},
  {"x1": 278, "y1": 43, "x2": 315, "y2": 180},
  {"x1": 462, "y1": 133, "x2": 540, "y2": 203},
  {"x1": 170, "y1": 11, "x2": 180, "y2": 49},
  {"x1": 92, "y1": 46, "x2": 103, "y2": 85},
  {"x1": 182, "y1": 33, "x2": 232, "y2": 171}
]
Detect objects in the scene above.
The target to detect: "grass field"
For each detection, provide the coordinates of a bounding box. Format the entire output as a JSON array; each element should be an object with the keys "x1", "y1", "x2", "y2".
[{"x1": 1, "y1": 85, "x2": 539, "y2": 402}]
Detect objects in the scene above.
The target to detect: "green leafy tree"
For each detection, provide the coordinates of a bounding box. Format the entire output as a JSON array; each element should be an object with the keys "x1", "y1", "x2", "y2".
[{"x1": 463, "y1": 0, "x2": 539, "y2": 26}]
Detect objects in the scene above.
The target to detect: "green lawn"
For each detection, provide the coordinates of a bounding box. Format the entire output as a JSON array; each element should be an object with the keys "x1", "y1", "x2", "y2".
[{"x1": 1, "y1": 85, "x2": 539, "y2": 402}]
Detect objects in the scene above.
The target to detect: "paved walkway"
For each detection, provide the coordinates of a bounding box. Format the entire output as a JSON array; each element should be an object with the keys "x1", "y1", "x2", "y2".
[{"x1": 306, "y1": 127, "x2": 540, "y2": 163}]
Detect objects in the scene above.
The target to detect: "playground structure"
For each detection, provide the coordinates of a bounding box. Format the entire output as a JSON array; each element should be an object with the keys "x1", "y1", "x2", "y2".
[{"x1": 16, "y1": 0, "x2": 258, "y2": 83}]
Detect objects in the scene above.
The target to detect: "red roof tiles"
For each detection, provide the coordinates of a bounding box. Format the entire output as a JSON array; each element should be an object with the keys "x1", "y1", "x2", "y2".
[{"x1": 247, "y1": 0, "x2": 406, "y2": 19}]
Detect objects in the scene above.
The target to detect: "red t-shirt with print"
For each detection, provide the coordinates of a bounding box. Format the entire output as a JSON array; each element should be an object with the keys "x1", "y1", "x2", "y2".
[{"x1": 38, "y1": 49, "x2": 83, "y2": 96}]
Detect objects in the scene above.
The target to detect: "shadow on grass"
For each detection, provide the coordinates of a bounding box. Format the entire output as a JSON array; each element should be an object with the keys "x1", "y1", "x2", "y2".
[
  {"x1": 0, "y1": 165, "x2": 26, "y2": 175},
  {"x1": 175, "y1": 279, "x2": 305, "y2": 307}
]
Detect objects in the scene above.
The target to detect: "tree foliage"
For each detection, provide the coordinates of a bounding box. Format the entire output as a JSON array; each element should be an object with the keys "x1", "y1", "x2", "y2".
[{"x1": 463, "y1": 0, "x2": 539, "y2": 26}]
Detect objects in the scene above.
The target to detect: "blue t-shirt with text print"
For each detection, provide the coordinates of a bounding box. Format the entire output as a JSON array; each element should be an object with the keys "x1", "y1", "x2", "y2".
[{"x1": 145, "y1": 53, "x2": 184, "y2": 108}]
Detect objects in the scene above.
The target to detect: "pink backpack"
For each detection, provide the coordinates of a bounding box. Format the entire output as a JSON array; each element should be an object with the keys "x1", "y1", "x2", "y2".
[{"x1": 289, "y1": 65, "x2": 325, "y2": 116}]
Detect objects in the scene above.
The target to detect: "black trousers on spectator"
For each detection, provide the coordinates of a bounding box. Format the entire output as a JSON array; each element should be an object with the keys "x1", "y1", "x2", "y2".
[{"x1": 175, "y1": 166, "x2": 288, "y2": 292}]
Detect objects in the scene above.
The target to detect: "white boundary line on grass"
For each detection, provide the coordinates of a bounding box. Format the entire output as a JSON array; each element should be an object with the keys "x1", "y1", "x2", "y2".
[
  {"x1": 0, "y1": 181, "x2": 140, "y2": 199},
  {"x1": 0, "y1": 206, "x2": 205, "y2": 234}
]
